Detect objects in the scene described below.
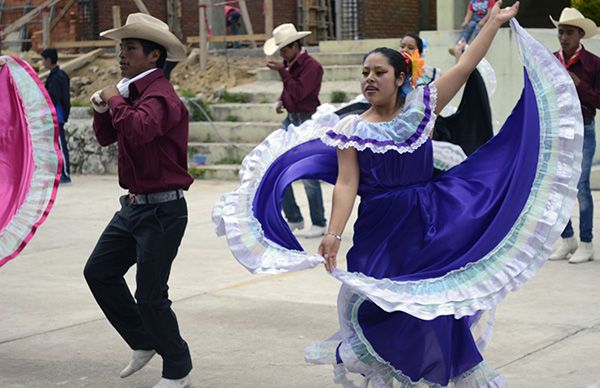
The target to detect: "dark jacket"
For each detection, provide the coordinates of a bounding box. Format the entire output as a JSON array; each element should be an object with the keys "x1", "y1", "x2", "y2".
[{"x1": 45, "y1": 66, "x2": 71, "y2": 124}]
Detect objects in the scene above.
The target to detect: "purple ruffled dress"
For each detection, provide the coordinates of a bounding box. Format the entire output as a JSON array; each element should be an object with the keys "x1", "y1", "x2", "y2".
[{"x1": 213, "y1": 20, "x2": 583, "y2": 387}]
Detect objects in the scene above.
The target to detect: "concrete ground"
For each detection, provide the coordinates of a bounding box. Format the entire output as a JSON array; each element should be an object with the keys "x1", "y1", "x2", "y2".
[{"x1": 1, "y1": 175, "x2": 599, "y2": 388}]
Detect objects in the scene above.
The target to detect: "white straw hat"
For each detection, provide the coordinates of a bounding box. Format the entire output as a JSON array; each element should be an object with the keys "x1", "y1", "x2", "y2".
[
  {"x1": 549, "y1": 7, "x2": 598, "y2": 39},
  {"x1": 100, "y1": 13, "x2": 187, "y2": 61},
  {"x1": 263, "y1": 23, "x2": 311, "y2": 56}
]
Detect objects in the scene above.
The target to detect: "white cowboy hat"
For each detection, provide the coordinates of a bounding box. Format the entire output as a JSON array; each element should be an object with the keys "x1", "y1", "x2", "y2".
[
  {"x1": 100, "y1": 13, "x2": 187, "y2": 61},
  {"x1": 549, "y1": 7, "x2": 598, "y2": 39},
  {"x1": 263, "y1": 23, "x2": 311, "y2": 56}
]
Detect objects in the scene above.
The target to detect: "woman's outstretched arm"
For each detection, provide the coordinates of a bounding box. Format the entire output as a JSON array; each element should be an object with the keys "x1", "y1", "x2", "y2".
[
  {"x1": 319, "y1": 147, "x2": 359, "y2": 272},
  {"x1": 435, "y1": 1, "x2": 520, "y2": 114}
]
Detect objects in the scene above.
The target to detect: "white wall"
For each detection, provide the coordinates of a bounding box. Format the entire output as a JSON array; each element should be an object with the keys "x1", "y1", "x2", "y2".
[{"x1": 421, "y1": 27, "x2": 600, "y2": 161}]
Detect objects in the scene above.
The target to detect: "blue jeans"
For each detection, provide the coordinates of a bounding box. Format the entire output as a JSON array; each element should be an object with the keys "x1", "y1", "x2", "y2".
[
  {"x1": 281, "y1": 115, "x2": 327, "y2": 227},
  {"x1": 562, "y1": 119, "x2": 596, "y2": 242},
  {"x1": 227, "y1": 11, "x2": 241, "y2": 48},
  {"x1": 461, "y1": 19, "x2": 482, "y2": 43}
]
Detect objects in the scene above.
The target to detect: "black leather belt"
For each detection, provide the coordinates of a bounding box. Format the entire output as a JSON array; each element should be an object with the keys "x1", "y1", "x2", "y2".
[{"x1": 128, "y1": 189, "x2": 184, "y2": 205}]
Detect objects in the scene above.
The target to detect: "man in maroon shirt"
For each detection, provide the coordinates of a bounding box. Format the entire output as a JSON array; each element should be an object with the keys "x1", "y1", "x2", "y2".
[
  {"x1": 548, "y1": 8, "x2": 600, "y2": 264},
  {"x1": 264, "y1": 23, "x2": 327, "y2": 238},
  {"x1": 83, "y1": 14, "x2": 193, "y2": 388}
]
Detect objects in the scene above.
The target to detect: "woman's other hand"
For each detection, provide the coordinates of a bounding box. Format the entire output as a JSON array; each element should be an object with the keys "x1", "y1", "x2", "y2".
[
  {"x1": 319, "y1": 234, "x2": 341, "y2": 272},
  {"x1": 489, "y1": 1, "x2": 520, "y2": 26}
]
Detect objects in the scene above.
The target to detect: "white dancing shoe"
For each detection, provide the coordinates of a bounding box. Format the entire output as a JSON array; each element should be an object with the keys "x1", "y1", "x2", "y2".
[
  {"x1": 304, "y1": 225, "x2": 327, "y2": 239},
  {"x1": 120, "y1": 349, "x2": 156, "y2": 378},
  {"x1": 152, "y1": 374, "x2": 192, "y2": 388},
  {"x1": 569, "y1": 242, "x2": 594, "y2": 264},
  {"x1": 287, "y1": 220, "x2": 304, "y2": 231},
  {"x1": 548, "y1": 237, "x2": 578, "y2": 261}
]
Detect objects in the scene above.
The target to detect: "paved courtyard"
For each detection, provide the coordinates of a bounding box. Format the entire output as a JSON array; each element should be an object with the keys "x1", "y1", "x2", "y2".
[{"x1": 1, "y1": 175, "x2": 599, "y2": 388}]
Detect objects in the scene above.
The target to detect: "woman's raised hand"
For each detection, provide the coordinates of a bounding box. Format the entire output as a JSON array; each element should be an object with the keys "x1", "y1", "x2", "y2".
[{"x1": 489, "y1": 1, "x2": 520, "y2": 26}]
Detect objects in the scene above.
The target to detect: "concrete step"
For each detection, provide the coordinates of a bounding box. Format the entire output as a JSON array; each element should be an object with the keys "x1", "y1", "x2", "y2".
[
  {"x1": 256, "y1": 65, "x2": 362, "y2": 82},
  {"x1": 319, "y1": 38, "x2": 401, "y2": 53},
  {"x1": 188, "y1": 142, "x2": 256, "y2": 165},
  {"x1": 70, "y1": 107, "x2": 93, "y2": 119},
  {"x1": 312, "y1": 52, "x2": 365, "y2": 66},
  {"x1": 210, "y1": 103, "x2": 284, "y2": 123},
  {"x1": 227, "y1": 81, "x2": 362, "y2": 104},
  {"x1": 188, "y1": 164, "x2": 240, "y2": 180},
  {"x1": 189, "y1": 121, "x2": 279, "y2": 143}
]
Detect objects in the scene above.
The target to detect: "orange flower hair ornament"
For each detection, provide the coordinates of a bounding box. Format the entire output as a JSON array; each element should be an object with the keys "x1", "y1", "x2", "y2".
[{"x1": 406, "y1": 50, "x2": 425, "y2": 88}]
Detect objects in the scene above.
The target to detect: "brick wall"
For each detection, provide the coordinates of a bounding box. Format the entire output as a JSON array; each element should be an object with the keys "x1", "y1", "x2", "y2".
[
  {"x1": 1, "y1": 0, "x2": 440, "y2": 52},
  {"x1": 96, "y1": 1, "x2": 167, "y2": 36},
  {"x1": 359, "y1": 0, "x2": 427, "y2": 39},
  {"x1": 428, "y1": 0, "x2": 437, "y2": 30},
  {"x1": 246, "y1": 0, "x2": 296, "y2": 35},
  {"x1": 1, "y1": 0, "x2": 79, "y2": 50}
]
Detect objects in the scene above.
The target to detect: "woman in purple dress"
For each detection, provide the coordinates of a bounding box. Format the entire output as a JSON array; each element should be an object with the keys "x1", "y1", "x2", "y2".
[{"x1": 213, "y1": 1, "x2": 584, "y2": 386}]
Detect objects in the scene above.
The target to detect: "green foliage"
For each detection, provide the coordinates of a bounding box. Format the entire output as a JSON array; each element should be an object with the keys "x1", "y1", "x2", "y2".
[
  {"x1": 71, "y1": 99, "x2": 91, "y2": 107},
  {"x1": 572, "y1": 0, "x2": 600, "y2": 25},
  {"x1": 179, "y1": 89, "x2": 197, "y2": 98},
  {"x1": 190, "y1": 99, "x2": 212, "y2": 122},
  {"x1": 188, "y1": 166, "x2": 215, "y2": 179},
  {"x1": 214, "y1": 155, "x2": 244, "y2": 165},
  {"x1": 225, "y1": 114, "x2": 240, "y2": 122},
  {"x1": 220, "y1": 91, "x2": 251, "y2": 103},
  {"x1": 330, "y1": 90, "x2": 348, "y2": 103}
]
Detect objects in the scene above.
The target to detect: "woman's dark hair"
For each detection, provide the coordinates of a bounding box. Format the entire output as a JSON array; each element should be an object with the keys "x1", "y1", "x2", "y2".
[
  {"x1": 138, "y1": 38, "x2": 168, "y2": 68},
  {"x1": 363, "y1": 47, "x2": 411, "y2": 106},
  {"x1": 41, "y1": 48, "x2": 58, "y2": 65},
  {"x1": 402, "y1": 33, "x2": 423, "y2": 55}
]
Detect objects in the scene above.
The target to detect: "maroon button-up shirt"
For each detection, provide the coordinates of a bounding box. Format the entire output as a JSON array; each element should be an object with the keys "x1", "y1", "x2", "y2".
[
  {"x1": 554, "y1": 47, "x2": 600, "y2": 121},
  {"x1": 278, "y1": 50, "x2": 323, "y2": 113},
  {"x1": 93, "y1": 69, "x2": 193, "y2": 194}
]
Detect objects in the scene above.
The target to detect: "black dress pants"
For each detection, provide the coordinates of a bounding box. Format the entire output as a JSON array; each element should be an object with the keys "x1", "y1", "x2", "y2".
[{"x1": 84, "y1": 195, "x2": 192, "y2": 379}]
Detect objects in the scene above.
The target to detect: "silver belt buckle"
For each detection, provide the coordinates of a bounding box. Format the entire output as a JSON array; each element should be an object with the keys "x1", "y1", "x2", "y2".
[{"x1": 128, "y1": 193, "x2": 138, "y2": 205}]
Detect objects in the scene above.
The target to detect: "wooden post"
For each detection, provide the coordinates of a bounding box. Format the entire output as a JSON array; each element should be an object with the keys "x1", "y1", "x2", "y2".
[
  {"x1": 42, "y1": 8, "x2": 50, "y2": 49},
  {"x1": 326, "y1": 0, "x2": 334, "y2": 39},
  {"x1": 167, "y1": 0, "x2": 183, "y2": 40},
  {"x1": 302, "y1": 0, "x2": 310, "y2": 33},
  {"x1": 0, "y1": 0, "x2": 61, "y2": 40},
  {"x1": 335, "y1": 0, "x2": 342, "y2": 40},
  {"x1": 50, "y1": 0, "x2": 77, "y2": 31},
  {"x1": 112, "y1": 5, "x2": 121, "y2": 55},
  {"x1": 39, "y1": 48, "x2": 104, "y2": 80},
  {"x1": 132, "y1": 0, "x2": 150, "y2": 14},
  {"x1": 264, "y1": 0, "x2": 273, "y2": 37},
  {"x1": 199, "y1": 1, "x2": 207, "y2": 71},
  {"x1": 237, "y1": 0, "x2": 255, "y2": 48}
]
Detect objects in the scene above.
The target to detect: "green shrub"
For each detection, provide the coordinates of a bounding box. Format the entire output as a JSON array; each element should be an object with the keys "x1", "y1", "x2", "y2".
[
  {"x1": 188, "y1": 166, "x2": 216, "y2": 179},
  {"x1": 572, "y1": 0, "x2": 600, "y2": 25},
  {"x1": 180, "y1": 89, "x2": 197, "y2": 98},
  {"x1": 220, "y1": 91, "x2": 251, "y2": 103},
  {"x1": 189, "y1": 99, "x2": 212, "y2": 121},
  {"x1": 214, "y1": 155, "x2": 244, "y2": 165},
  {"x1": 330, "y1": 90, "x2": 348, "y2": 103},
  {"x1": 71, "y1": 99, "x2": 91, "y2": 107}
]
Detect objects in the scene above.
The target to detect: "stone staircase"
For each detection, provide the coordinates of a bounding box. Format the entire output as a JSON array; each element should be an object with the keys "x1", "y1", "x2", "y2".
[
  {"x1": 194, "y1": 48, "x2": 369, "y2": 180},
  {"x1": 65, "y1": 41, "x2": 405, "y2": 180},
  {"x1": 195, "y1": 32, "x2": 600, "y2": 188}
]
